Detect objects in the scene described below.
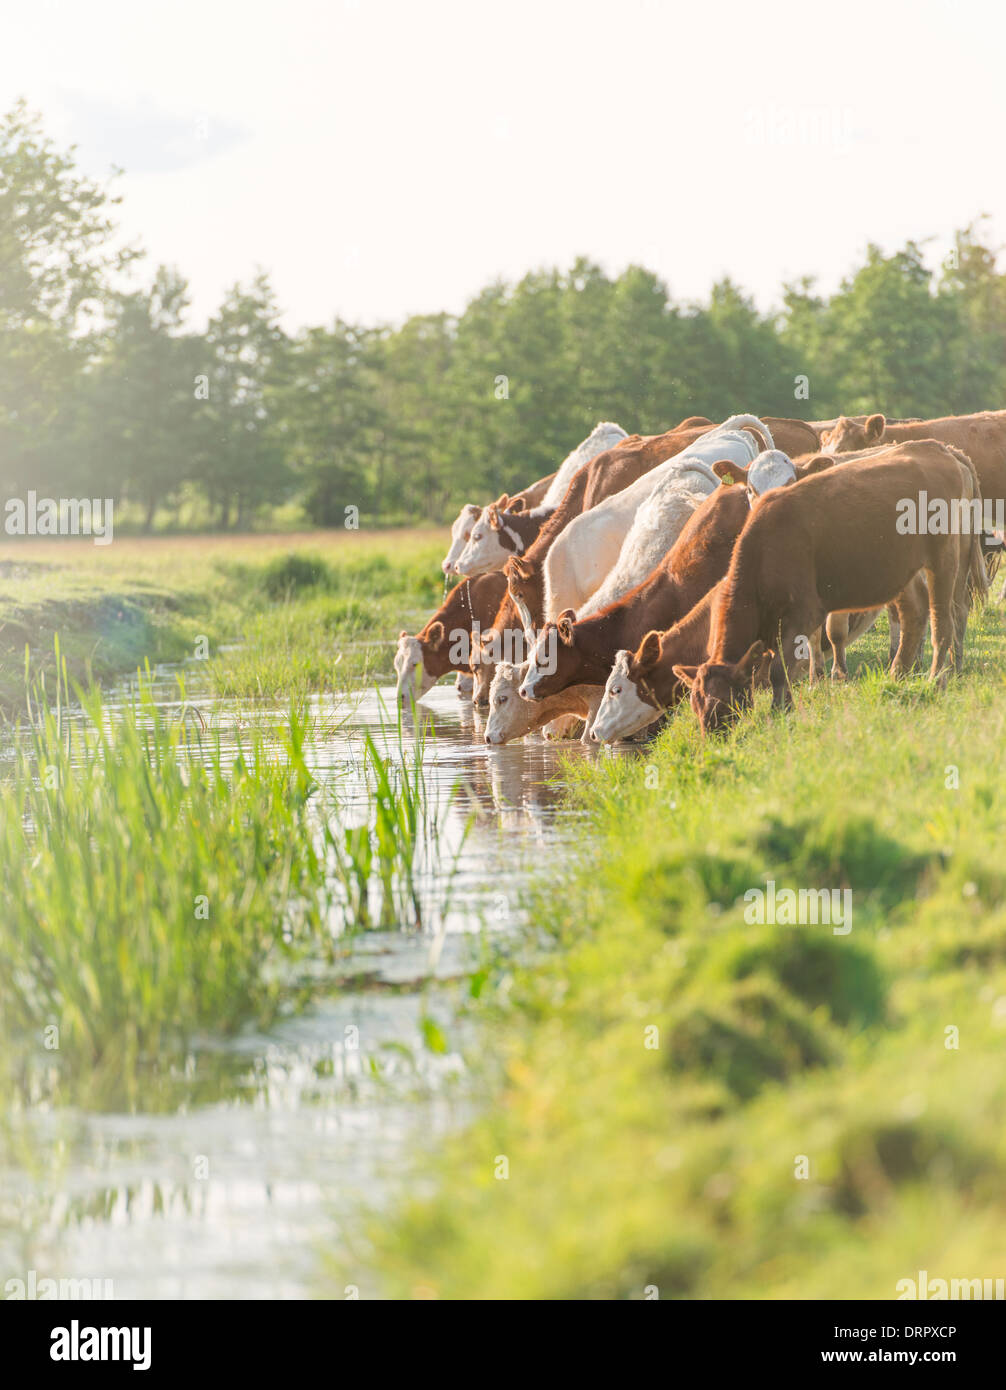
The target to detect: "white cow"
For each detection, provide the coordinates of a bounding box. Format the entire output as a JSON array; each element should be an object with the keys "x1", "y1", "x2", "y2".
[
  {"x1": 452, "y1": 421, "x2": 628, "y2": 577},
  {"x1": 540, "y1": 420, "x2": 629, "y2": 509},
  {"x1": 538, "y1": 417, "x2": 772, "y2": 626},
  {"x1": 579, "y1": 468, "x2": 716, "y2": 617}
]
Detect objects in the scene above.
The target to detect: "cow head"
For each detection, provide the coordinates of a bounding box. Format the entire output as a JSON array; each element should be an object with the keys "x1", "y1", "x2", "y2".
[
  {"x1": 442, "y1": 504, "x2": 482, "y2": 575},
  {"x1": 589, "y1": 635, "x2": 667, "y2": 743},
  {"x1": 713, "y1": 450, "x2": 832, "y2": 507},
  {"x1": 672, "y1": 640, "x2": 774, "y2": 734},
  {"x1": 517, "y1": 610, "x2": 575, "y2": 701},
  {"x1": 819, "y1": 414, "x2": 886, "y2": 455},
  {"x1": 394, "y1": 624, "x2": 442, "y2": 703},
  {"x1": 455, "y1": 501, "x2": 522, "y2": 577},
  {"x1": 485, "y1": 661, "x2": 528, "y2": 745}
]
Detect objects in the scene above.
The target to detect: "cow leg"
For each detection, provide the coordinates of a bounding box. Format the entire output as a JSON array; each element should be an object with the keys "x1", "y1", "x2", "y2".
[
  {"x1": 809, "y1": 626, "x2": 827, "y2": 680},
  {"x1": 771, "y1": 610, "x2": 822, "y2": 708},
  {"x1": 889, "y1": 578, "x2": 929, "y2": 678},
  {"x1": 951, "y1": 529, "x2": 975, "y2": 674},
  {"x1": 889, "y1": 608, "x2": 905, "y2": 667},
  {"x1": 826, "y1": 612, "x2": 850, "y2": 681},
  {"x1": 924, "y1": 555, "x2": 958, "y2": 688}
]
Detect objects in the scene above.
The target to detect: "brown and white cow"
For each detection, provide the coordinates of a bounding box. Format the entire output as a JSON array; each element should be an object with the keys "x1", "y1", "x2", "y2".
[
  {"x1": 483, "y1": 662, "x2": 600, "y2": 745},
  {"x1": 441, "y1": 420, "x2": 628, "y2": 575},
  {"x1": 395, "y1": 571, "x2": 508, "y2": 703},
  {"x1": 591, "y1": 441, "x2": 987, "y2": 741}
]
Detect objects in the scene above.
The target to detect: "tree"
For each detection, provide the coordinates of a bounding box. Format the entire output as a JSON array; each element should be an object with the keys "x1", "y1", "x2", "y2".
[
  {"x1": 824, "y1": 242, "x2": 958, "y2": 418},
  {"x1": 200, "y1": 273, "x2": 289, "y2": 528},
  {"x1": 0, "y1": 99, "x2": 139, "y2": 496},
  {"x1": 81, "y1": 266, "x2": 203, "y2": 527},
  {"x1": 276, "y1": 320, "x2": 386, "y2": 526}
]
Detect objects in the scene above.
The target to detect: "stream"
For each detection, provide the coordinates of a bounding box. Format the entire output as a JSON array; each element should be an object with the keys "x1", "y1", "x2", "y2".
[{"x1": 4, "y1": 672, "x2": 610, "y2": 1299}]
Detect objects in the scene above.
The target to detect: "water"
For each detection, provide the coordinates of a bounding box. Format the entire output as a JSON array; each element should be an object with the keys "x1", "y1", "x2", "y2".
[{"x1": 3, "y1": 673, "x2": 605, "y2": 1299}]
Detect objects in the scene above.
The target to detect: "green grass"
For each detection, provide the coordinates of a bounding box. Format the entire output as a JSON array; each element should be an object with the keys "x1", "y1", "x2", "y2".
[
  {"x1": 0, "y1": 528, "x2": 444, "y2": 709},
  {"x1": 0, "y1": 664, "x2": 330, "y2": 1093},
  {"x1": 208, "y1": 546, "x2": 443, "y2": 698},
  {"x1": 345, "y1": 602, "x2": 1006, "y2": 1299}
]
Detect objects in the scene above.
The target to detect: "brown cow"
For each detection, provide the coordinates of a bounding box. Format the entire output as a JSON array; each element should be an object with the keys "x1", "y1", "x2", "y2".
[
  {"x1": 821, "y1": 412, "x2": 1006, "y2": 565},
  {"x1": 394, "y1": 571, "x2": 508, "y2": 703},
  {"x1": 672, "y1": 441, "x2": 987, "y2": 733}
]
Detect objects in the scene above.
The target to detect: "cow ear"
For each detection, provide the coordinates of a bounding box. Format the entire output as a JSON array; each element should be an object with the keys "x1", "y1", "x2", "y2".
[
  {"x1": 509, "y1": 497, "x2": 526, "y2": 513},
  {"x1": 496, "y1": 493, "x2": 510, "y2": 511},
  {"x1": 486, "y1": 504, "x2": 500, "y2": 530},
  {"x1": 865, "y1": 413, "x2": 886, "y2": 442},
  {"x1": 427, "y1": 621, "x2": 445, "y2": 650},
  {"x1": 671, "y1": 664, "x2": 699, "y2": 689},
  {"x1": 735, "y1": 640, "x2": 766, "y2": 677},
  {"x1": 713, "y1": 459, "x2": 748, "y2": 484},
  {"x1": 399, "y1": 629, "x2": 409, "y2": 640},
  {"x1": 636, "y1": 630, "x2": 662, "y2": 673},
  {"x1": 557, "y1": 609, "x2": 576, "y2": 645},
  {"x1": 506, "y1": 556, "x2": 530, "y2": 581},
  {"x1": 800, "y1": 453, "x2": 833, "y2": 476}
]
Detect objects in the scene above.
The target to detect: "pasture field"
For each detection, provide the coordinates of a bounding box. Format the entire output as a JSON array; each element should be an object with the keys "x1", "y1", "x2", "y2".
[
  {"x1": 358, "y1": 600, "x2": 1006, "y2": 1298},
  {"x1": 0, "y1": 527, "x2": 445, "y2": 708},
  {"x1": 3, "y1": 529, "x2": 1006, "y2": 1299}
]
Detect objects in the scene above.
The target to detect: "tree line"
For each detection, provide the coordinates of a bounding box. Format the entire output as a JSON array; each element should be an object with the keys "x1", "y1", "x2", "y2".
[{"x1": 4, "y1": 100, "x2": 1006, "y2": 531}]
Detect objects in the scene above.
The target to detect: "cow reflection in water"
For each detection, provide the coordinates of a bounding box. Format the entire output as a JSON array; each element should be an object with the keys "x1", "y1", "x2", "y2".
[{"x1": 396, "y1": 681, "x2": 651, "y2": 839}]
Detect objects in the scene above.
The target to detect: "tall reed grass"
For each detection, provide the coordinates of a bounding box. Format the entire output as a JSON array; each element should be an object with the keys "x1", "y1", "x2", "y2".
[{"x1": 0, "y1": 651, "x2": 464, "y2": 1092}]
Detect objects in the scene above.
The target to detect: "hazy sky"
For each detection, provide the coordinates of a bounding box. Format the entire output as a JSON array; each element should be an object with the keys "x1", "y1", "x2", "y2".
[{"x1": 4, "y1": 0, "x2": 1003, "y2": 330}]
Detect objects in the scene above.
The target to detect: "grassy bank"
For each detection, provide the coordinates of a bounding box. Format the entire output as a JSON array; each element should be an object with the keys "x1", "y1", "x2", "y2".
[
  {"x1": 0, "y1": 527, "x2": 444, "y2": 709},
  {"x1": 353, "y1": 603, "x2": 1006, "y2": 1298},
  {"x1": 0, "y1": 528, "x2": 448, "y2": 1112}
]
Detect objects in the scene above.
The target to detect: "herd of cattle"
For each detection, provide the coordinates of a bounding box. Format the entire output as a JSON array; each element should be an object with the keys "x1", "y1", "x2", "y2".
[{"x1": 393, "y1": 410, "x2": 1006, "y2": 745}]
